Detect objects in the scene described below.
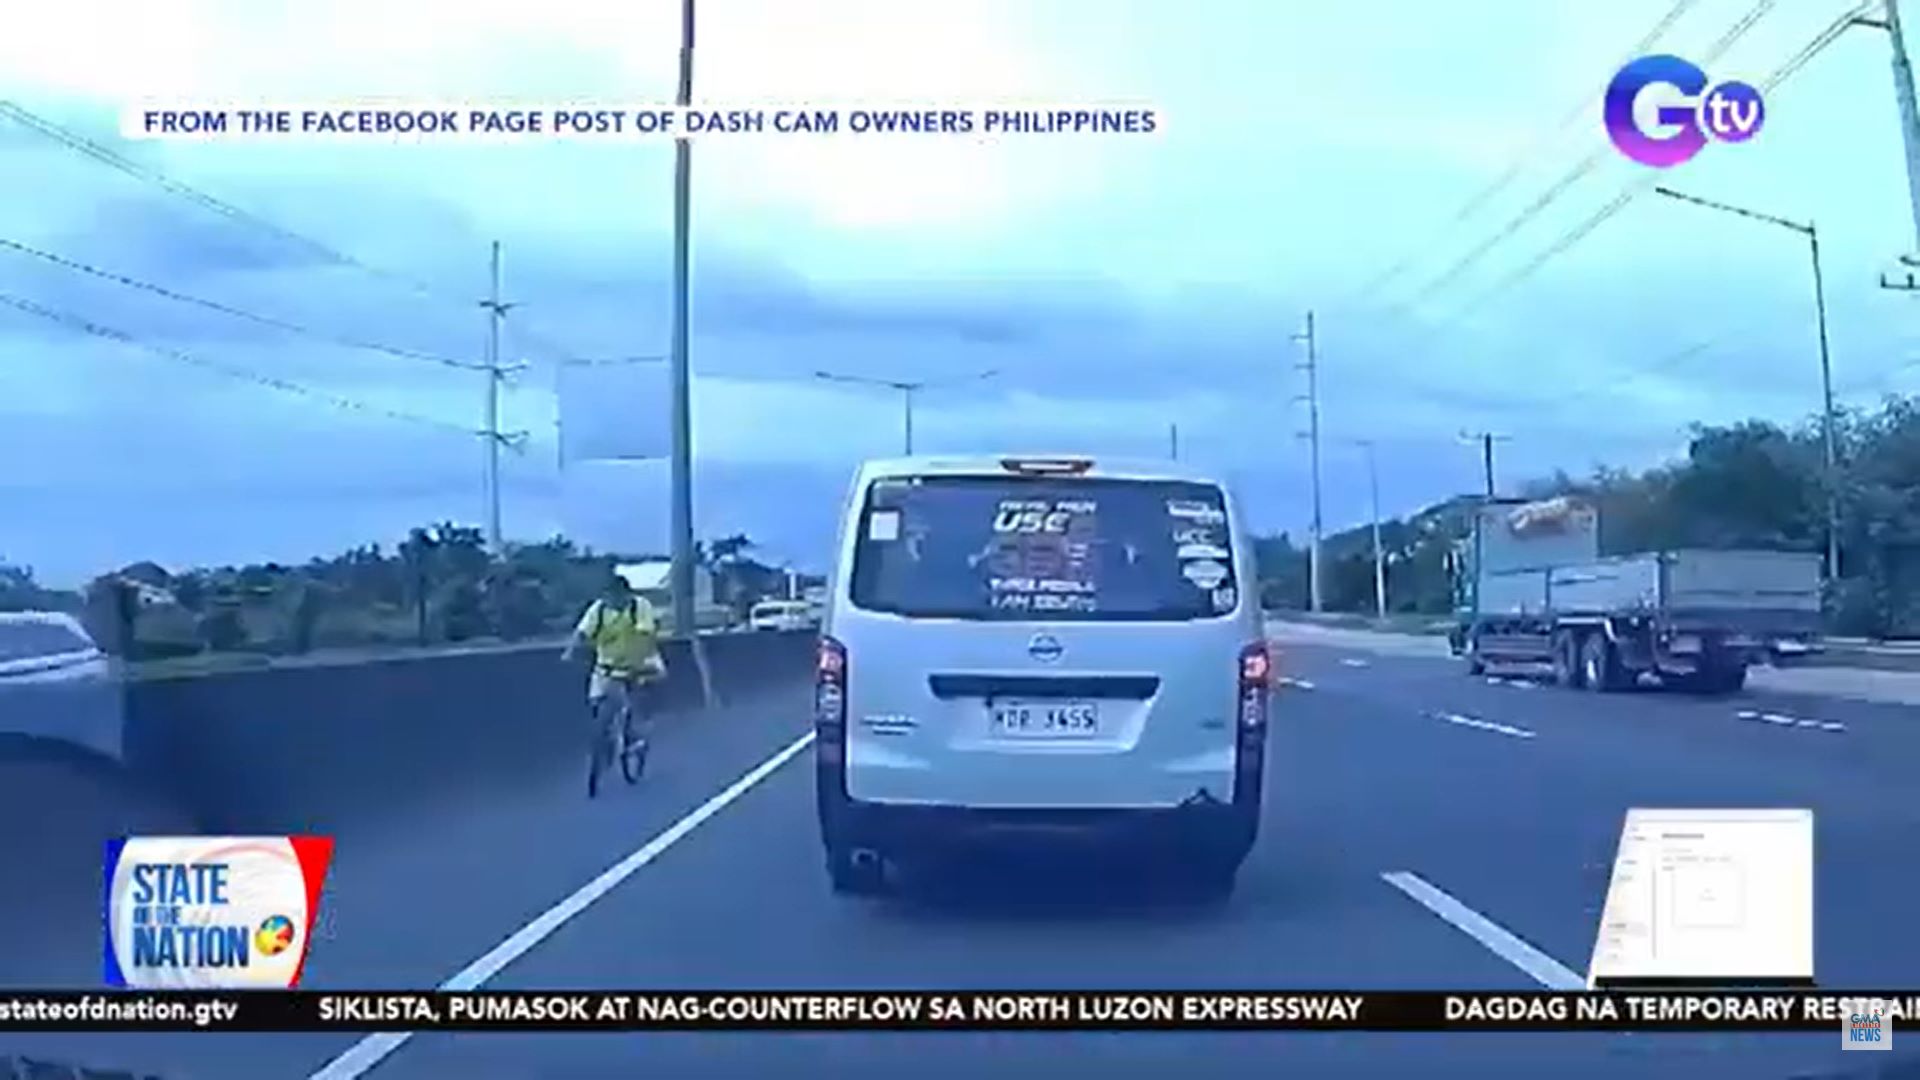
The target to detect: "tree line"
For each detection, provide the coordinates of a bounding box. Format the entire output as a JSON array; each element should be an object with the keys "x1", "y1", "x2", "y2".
[
  {"x1": 1256, "y1": 396, "x2": 1920, "y2": 639},
  {"x1": 5, "y1": 394, "x2": 1917, "y2": 654},
  {"x1": 0, "y1": 526, "x2": 816, "y2": 661}
]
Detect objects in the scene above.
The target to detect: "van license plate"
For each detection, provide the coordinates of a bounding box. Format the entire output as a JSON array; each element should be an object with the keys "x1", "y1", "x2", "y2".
[{"x1": 990, "y1": 701, "x2": 1099, "y2": 737}]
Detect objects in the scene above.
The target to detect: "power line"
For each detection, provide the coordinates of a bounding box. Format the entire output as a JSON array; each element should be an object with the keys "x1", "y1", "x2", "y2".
[
  {"x1": 2, "y1": 100, "x2": 602, "y2": 363},
  {"x1": 0, "y1": 290, "x2": 481, "y2": 436},
  {"x1": 0, "y1": 101, "x2": 457, "y2": 303},
  {"x1": 1460, "y1": 1, "x2": 1869, "y2": 311},
  {"x1": 1398, "y1": 0, "x2": 1780, "y2": 308},
  {"x1": 1344, "y1": 0, "x2": 1704, "y2": 303},
  {"x1": 0, "y1": 235, "x2": 484, "y2": 371},
  {"x1": 1451, "y1": 0, "x2": 1704, "y2": 224}
]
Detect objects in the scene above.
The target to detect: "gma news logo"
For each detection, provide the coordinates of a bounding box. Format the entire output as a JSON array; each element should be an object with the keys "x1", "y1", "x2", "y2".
[
  {"x1": 1604, "y1": 54, "x2": 1765, "y2": 167},
  {"x1": 1844, "y1": 997, "x2": 1891, "y2": 1051}
]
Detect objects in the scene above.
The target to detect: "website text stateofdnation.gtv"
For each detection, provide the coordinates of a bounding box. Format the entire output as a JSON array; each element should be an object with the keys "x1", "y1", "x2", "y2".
[{"x1": 0, "y1": 995, "x2": 240, "y2": 1028}]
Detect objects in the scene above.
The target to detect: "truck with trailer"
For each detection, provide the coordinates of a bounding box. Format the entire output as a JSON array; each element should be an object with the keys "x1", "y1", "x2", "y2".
[{"x1": 1446, "y1": 496, "x2": 1824, "y2": 694}]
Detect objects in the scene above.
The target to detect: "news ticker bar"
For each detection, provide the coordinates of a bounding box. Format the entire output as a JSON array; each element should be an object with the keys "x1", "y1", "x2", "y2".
[{"x1": 0, "y1": 991, "x2": 1911, "y2": 1033}]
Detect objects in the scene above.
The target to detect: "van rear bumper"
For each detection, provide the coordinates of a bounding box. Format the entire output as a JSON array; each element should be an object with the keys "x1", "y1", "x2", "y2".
[{"x1": 817, "y1": 763, "x2": 1261, "y2": 865}]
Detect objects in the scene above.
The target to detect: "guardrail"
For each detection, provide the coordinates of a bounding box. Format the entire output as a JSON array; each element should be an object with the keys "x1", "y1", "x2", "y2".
[
  {"x1": 116, "y1": 629, "x2": 817, "y2": 834},
  {"x1": 1263, "y1": 610, "x2": 1920, "y2": 672}
]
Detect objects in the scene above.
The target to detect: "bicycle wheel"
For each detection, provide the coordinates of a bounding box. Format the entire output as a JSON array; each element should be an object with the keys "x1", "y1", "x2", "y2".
[
  {"x1": 587, "y1": 695, "x2": 614, "y2": 798},
  {"x1": 618, "y1": 698, "x2": 648, "y2": 784}
]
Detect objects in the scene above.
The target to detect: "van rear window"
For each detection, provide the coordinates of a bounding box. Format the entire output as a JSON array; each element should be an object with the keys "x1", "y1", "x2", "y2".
[{"x1": 848, "y1": 476, "x2": 1239, "y2": 622}]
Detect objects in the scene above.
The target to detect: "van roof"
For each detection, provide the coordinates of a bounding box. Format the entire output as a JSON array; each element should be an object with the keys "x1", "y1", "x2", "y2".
[{"x1": 854, "y1": 454, "x2": 1227, "y2": 486}]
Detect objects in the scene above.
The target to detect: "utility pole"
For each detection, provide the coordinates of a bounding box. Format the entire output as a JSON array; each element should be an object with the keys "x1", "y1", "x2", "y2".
[
  {"x1": 1354, "y1": 439, "x2": 1387, "y2": 619},
  {"x1": 1292, "y1": 311, "x2": 1325, "y2": 613},
  {"x1": 1169, "y1": 422, "x2": 1179, "y2": 460},
  {"x1": 1886, "y1": 0, "x2": 1920, "y2": 255},
  {"x1": 902, "y1": 385, "x2": 916, "y2": 454},
  {"x1": 1459, "y1": 430, "x2": 1507, "y2": 497},
  {"x1": 667, "y1": 0, "x2": 697, "y2": 636},
  {"x1": 1850, "y1": 0, "x2": 1920, "y2": 288},
  {"x1": 479, "y1": 240, "x2": 516, "y2": 554}
]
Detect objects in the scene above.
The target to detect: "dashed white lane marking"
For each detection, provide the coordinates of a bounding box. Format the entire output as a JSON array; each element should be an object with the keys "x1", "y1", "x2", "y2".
[
  {"x1": 308, "y1": 730, "x2": 818, "y2": 1080},
  {"x1": 1736, "y1": 708, "x2": 1846, "y2": 733},
  {"x1": 1381, "y1": 871, "x2": 1584, "y2": 990},
  {"x1": 1436, "y1": 711, "x2": 1536, "y2": 739},
  {"x1": 1279, "y1": 676, "x2": 1316, "y2": 690},
  {"x1": 1340, "y1": 658, "x2": 1370, "y2": 668}
]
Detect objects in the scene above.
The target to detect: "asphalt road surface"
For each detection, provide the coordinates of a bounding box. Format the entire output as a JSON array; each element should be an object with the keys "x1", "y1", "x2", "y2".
[{"x1": 5, "y1": 632, "x2": 1916, "y2": 1080}]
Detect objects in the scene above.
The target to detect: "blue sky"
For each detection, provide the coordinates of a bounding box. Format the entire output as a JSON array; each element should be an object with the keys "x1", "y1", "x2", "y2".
[{"x1": 2, "y1": 0, "x2": 1917, "y2": 585}]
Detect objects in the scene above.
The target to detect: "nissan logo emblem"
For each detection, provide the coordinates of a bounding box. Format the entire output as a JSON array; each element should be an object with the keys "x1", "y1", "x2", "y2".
[{"x1": 1028, "y1": 634, "x2": 1063, "y2": 663}]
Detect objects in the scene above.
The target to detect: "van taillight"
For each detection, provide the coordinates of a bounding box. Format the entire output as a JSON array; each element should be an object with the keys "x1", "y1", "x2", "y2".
[
  {"x1": 816, "y1": 636, "x2": 848, "y2": 745},
  {"x1": 1238, "y1": 642, "x2": 1270, "y2": 729}
]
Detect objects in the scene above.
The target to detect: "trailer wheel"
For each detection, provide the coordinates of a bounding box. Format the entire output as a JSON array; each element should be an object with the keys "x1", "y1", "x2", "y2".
[
  {"x1": 1551, "y1": 631, "x2": 1583, "y2": 689},
  {"x1": 1464, "y1": 633, "x2": 1487, "y2": 676},
  {"x1": 1580, "y1": 633, "x2": 1626, "y2": 693}
]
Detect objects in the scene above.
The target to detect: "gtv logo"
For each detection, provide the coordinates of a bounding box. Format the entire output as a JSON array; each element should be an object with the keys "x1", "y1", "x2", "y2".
[{"x1": 1604, "y1": 55, "x2": 1764, "y2": 167}]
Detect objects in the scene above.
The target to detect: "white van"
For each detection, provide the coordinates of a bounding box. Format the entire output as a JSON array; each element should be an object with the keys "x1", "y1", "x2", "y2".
[
  {"x1": 814, "y1": 455, "x2": 1272, "y2": 897},
  {"x1": 748, "y1": 599, "x2": 815, "y2": 632}
]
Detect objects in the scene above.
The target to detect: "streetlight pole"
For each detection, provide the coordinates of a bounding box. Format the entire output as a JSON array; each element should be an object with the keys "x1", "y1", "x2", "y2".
[
  {"x1": 667, "y1": 0, "x2": 697, "y2": 637},
  {"x1": 1651, "y1": 182, "x2": 1843, "y2": 580},
  {"x1": 1353, "y1": 439, "x2": 1387, "y2": 619},
  {"x1": 1654, "y1": 186, "x2": 1842, "y2": 580},
  {"x1": 814, "y1": 369, "x2": 997, "y2": 455}
]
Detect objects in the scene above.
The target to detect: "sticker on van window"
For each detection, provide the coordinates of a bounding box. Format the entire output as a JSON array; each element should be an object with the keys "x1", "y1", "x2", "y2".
[
  {"x1": 1172, "y1": 525, "x2": 1218, "y2": 547},
  {"x1": 1177, "y1": 543, "x2": 1230, "y2": 561},
  {"x1": 867, "y1": 510, "x2": 901, "y2": 542},
  {"x1": 1212, "y1": 586, "x2": 1238, "y2": 612},
  {"x1": 1182, "y1": 559, "x2": 1229, "y2": 590},
  {"x1": 1166, "y1": 499, "x2": 1224, "y2": 523}
]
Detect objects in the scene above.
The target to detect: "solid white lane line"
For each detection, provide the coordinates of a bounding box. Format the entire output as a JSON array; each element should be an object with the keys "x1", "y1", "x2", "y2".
[
  {"x1": 1381, "y1": 871, "x2": 1584, "y2": 991},
  {"x1": 308, "y1": 730, "x2": 818, "y2": 1080},
  {"x1": 1437, "y1": 712, "x2": 1536, "y2": 739}
]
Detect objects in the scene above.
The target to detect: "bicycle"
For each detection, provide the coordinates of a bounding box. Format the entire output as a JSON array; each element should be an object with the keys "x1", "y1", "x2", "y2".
[{"x1": 587, "y1": 670, "x2": 652, "y2": 798}]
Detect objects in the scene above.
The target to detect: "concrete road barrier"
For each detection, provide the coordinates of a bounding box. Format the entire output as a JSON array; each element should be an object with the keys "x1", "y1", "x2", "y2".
[{"x1": 116, "y1": 630, "x2": 817, "y2": 835}]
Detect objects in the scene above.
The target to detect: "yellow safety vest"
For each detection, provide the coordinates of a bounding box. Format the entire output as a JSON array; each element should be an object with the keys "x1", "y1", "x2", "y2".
[{"x1": 586, "y1": 599, "x2": 663, "y2": 676}]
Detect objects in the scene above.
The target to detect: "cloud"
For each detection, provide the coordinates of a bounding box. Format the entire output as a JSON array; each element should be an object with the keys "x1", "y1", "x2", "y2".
[{"x1": 2, "y1": 0, "x2": 1917, "y2": 586}]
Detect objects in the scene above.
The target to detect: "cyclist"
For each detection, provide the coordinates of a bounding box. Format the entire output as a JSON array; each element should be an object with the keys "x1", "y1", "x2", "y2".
[{"x1": 563, "y1": 571, "x2": 667, "y2": 777}]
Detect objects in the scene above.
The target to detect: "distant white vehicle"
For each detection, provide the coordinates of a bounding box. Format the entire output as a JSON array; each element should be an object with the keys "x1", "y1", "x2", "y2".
[
  {"x1": 815, "y1": 454, "x2": 1271, "y2": 899},
  {"x1": 748, "y1": 599, "x2": 816, "y2": 632},
  {"x1": 0, "y1": 611, "x2": 124, "y2": 766}
]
